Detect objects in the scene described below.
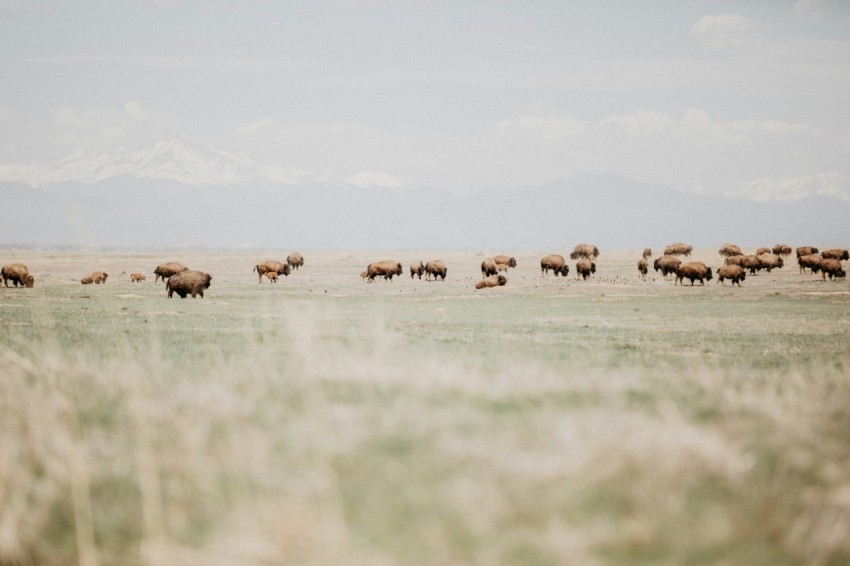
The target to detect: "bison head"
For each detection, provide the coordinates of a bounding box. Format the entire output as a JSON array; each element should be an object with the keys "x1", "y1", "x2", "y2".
[
  {"x1": 281, "y1": 264, "x2": 291, "y2": 276},
  {"x1": 509, "y1": 257, "x2": 517, "y2": 268},
  {"x1": 497, "y1": 275, "x2": 507, "y2": 286},
  {"x1": 590, "y1": 262, "x2": 596, "y2": 274},
  {"x1": 706, "y1": 267, "x2": 713, "y2": 281},
  {"x1": 560, "y1": 266, "x2": 570, "y2": 276},
  {"x1": 24, "y1": 274, "x2": 34, "y2": 288}
]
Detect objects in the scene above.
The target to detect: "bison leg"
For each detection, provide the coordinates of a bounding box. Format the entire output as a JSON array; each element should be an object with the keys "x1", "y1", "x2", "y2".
[{"x1": 167, "y1": 288, "x2": 174, "y2": 298}]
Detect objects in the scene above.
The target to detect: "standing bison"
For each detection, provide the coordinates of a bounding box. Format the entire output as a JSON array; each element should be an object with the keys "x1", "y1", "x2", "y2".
[
  {"x1": 365, "y1": 260, "x2": 403, "y2": 282},
  {"x1": 264, "y1": 271, "x2": 279, "y2": 283},
  {"x1": 772, "y1": 244, "x2": 792, "y2": 257},
  {"x1": 1, "y1": 263, "x2": 34, "y2": 288},
  {"x1": 493, "y1": 255, "x2": 517, "y2": 271},
  {"x1": 81, "y1": 271, "x2": 108, "y2": 285},
  {"x1": 717, "y1": 265, "x2": 746, "y2": 286},
  {"x1": 576, "y1": 258, "x2": 596, "y2": 280},
  {"x1": 540, "y1": 254, "x2": 569, "y2": 277},
  {"x1": 821, "y1": 248, "x2": 849, "y2": 261},
  {"x1": 481, "y1": 259, "x2": 499, "y2": 277},
  {"x1": 796, "y1": 246, "x2": 819, "y2": 258},
  {"x1": 475, "y1": 274, "x2": 507, "y2": 289},
  {"x1": 167, "y1": 270, "x2": 212, "y2": 298},
  {"x1": 287, "y1": 252, "x2": 304, "y2": 270},
  {"x1": 653, "y1": 256, "x2": 681, "y2": 277},
  {"x1": 638, "y1": 258, "x2": 648, "y2": 277},
  {"x1": 740, "y1": 255, "x2": 763, "y2": 275},
  {"x1": 130, "y1": 273, "x2": 146, "y2": 283},
  {"x1": 570, "y1": 244, "x2": 599, "y2": 260},
  {"x1": 664, "y1": 243, "x2": 693, "y2": 257},
  {"x1": 820, "y1": 259, "x2": 847, "y2": 280},
  {"x1": 757, "y1": 254, "x2": 784, "y2": 272},
  {"x1": 410, "y1": 261, "x2": 425, "y2": 279},
  {"x1": 425, "y1": 260, "x2": 447, "y2": 281},
  {"x1": 675, "y1": 262, "x2": 713, "y2": 286},
  {"x1": 718, "y1": 243, "x2": 743, "y2": 257},
  {"x1": 254, "y1": 261, "x2": 290, "y2": 283},
  {"x1": 798, "y1": 254, "x2": 823, "y2": 274},
  {"x1": 154, "y1": 262, "x2": 189, "y2": 284}
]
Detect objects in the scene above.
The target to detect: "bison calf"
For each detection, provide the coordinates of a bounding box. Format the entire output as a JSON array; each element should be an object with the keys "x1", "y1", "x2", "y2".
[
  {"x1": 130, "y1": 273, "x2": 146, "y2": 283},
  {"x1": 81, "y1": 271, "x2": 108, "y2": 285}
]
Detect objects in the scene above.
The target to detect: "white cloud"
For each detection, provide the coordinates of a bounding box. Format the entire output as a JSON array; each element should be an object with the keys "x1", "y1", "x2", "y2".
[
  {"x1": 689, "y1": 14, "x2": 754, "y2": 50},
  {"x1": 728, "y1": 173, "x2": 850, "y2": 202},
  {"x1": 344, "y1": 171, "x2": 405, "y2": 191}
]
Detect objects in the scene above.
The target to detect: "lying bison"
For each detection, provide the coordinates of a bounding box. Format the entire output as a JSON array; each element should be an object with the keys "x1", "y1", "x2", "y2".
[
  {"x1": 798, "y1": 254, "x2": 823, "y2": 274},
  {"x1": 81, "y1": 271, "x2": 108, "y2": 285},
  {"x1": 664, "y1": 243, "x2": 693, "y2": 257},
  {"x1": 653, "y1": 255, "x2": 681, "y2": 277},
  {"x1": 366, "y1": 260, "x2": 403, "y2": 282},
  {"x1": 757, "y1": 254, "x2": 784, "y2": 272},
  {"x1": 254, "y1": 261, "x2": 290, "y2": 283},
  {"x1": 821, "y1": 248, "x2": 849, "y2": 261},
  {"x1": 570, "y1": 244, "x2": 599, "y2": 260},
  {"x1": 773, "y1": 244, "x2": 792, "y2": 257},
  {"x1": 130, "y1": 273, "x2": 146, "y2": 283},
  {"x1": 1, "y1": 263, "x2": 34, "y2": 288},
  {"x1": 410, "y1": 261, "x2": 425, "y2": 279},
  {"x1": 154, "y1": 262, "x2": 189, "y2": 284},
  {"x1": 425, "y1": 260, "x2": 447, "y2": 281},
  {"x1": 638, "y1": 258, "x2": 648, "y2": 277},
  {"x1": 475, "y1": 274, "x2": 507, "y2": 289},
  {"x1": 493, "y1": 255, "x2": 517, "y2": 271},
  {"x1": 167, "y1": 270, "x2": 212, "y2": 298},
  {"x1": 675, "y1": 262, "x2": 712, "y2": 286},
  {"x1": 821, "y1": 259, "x2": 847, "y2": 280},
  {"x1": 717, "y1": 265, "x2": 746, "y2": 286},
  {"x1": 718, "y1": 243, "x2": 743, "y2": 257},
  {"x1": 576, "y1": 258, "x2": 596, "y2": 280},
  {"x1": 481, "y1": 259, "x2": 499, "y2": 277},
  {"x1": 540, "y1": 254, "x2": 569, "y2": 277},
  {"x1": 796, "y1": 246, "x2": 819, "y2": 258},
  {"x1": 287, "y1": 252, "x2": 304, "y2": 270}
]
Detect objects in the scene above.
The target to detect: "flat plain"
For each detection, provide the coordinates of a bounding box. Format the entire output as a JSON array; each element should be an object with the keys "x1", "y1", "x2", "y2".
[{"x1": 2, "y1": 248, "x2": 850, "y2": 566}]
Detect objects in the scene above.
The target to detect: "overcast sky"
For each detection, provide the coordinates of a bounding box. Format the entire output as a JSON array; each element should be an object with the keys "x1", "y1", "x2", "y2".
[{"x1": 1, "y1": 0, "x2": 849, "y2": 199}]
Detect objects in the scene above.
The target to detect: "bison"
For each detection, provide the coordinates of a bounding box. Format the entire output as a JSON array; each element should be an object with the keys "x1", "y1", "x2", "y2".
[
  {"x1": 653, "y1": 256, "x2": 681, "y2": 277},
  {"x1": 821, "y1": 259, "x2": 847, "y2": 280},
  {"x1": 1, "y1": 263, "x2": 34, "y2": 288},
  {"x1": 821, "y1": 248, "x2": 849, "y2": 261},
  {"x1": 755, "y1": 247, "x2": 771, "y2": 256},
  {"x1": 739, "y1": 255, "x2": 762, "y2": 275},
  {"x1": 81, "y1": 271, "x2": 108, "y2": 285},
  {"x1": 475, "y1": 274, "x2": 507, "y2": 289},
  {"x1": 493, "y1": 255, "x2": 517, "y2": 271},
  {"x1": 167, "y1": 270, "x2": 212, "y2": 298},
  {"x1": 481, "y1": 259, "x2": 499, "y2": 277},
  {"x1": 365, "y1": 260, "x2": 403, "y2": 282},
  {"x1": 724, "y1": 255, "x2": 745, "y2": 267},
  {"x1": 154, "y1": 262, "x2": 189, "y2": 284},
  {"x1": 576, "y1": 258, "x2": 596, "y2": 280},
  {"x1": 772, "y1": 244, "x2": 792, "y2": 257},
  {"x1": 757, "y1": 254, "x2": 784, "y2": 272},
  {"x1": 675, "y1": 262, "x2": 713, "y2": 286},
  {"x1": 718, "y1": 243, "x2": 743, "y2": 257},
  {"x1": 796, "y1": 246, "x2": 819, "y2": 258},
  {"x1": 642, "y1": 248, "x2": 652, "y2": 260},
  {"x1": 717, "y1": 264, "x2": 746, "y2": 286},
  {"x1": 798, "y1": 254, "x2": 823, "y2": 274},
  {"x1": 664, "y1": 243, "x2": 693, "y2": 257},
  {"x1": 410, "y1": 261, "x2": 425, "y2": 279},
  {"x1": 540, "y1": 254, "x2": 569, "y2": 277},
  {"x1": 254, "y1": 261, "x2": 290, "y2": 283},
  {"x1": 287, "y1": 252, "x2": 304, "y2": 270},
  {"x1": 264, "y1": 271, "x2": 279, "y2": 283},
  {"x1": 130, "y1": 273, "x2": 146, "y2": 283},
  {"x1": 425, "y1": 260, "x2": 447, "y2": 281},
  {"x1": 638, "y1": 258, "x2": 648, "y2": 277},
  {"x1": 570, "y1": 244, "x2": 599, "y2": 260}
]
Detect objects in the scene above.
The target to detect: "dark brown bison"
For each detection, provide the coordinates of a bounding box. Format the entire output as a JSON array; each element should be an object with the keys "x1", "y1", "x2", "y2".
[
  {"x1": 820, "y1": 259, "x2": 847, "y2": 280},
  {"x1": 664, "y1": 243, "x2": 693, "y2": 257},
  {"x1": 718, "y1": 243, "x2": 743, "y2": 257},
  {"x1": 739, "y1": 255, "x2": 763, "y2": 275},
  {"x1": 796, "y1": 246, "x2": 819, "y2": 258},
  {"x1": 642, "y1": 248, "x2": 652, "y2": 260},
  {"x1": 166, "y1": 270, "x2": 212, "y2": 298},
  {"x1": 724, "y1": 255, "x2": 745, "y2": 267},
  {"x1": 481, "y1": 259, "x2": 499, "y2": 277},
  {"x1": 798, "y1": 254, "x2": 823, "y2": 274},
  {"x1": 287, "y1": 252, "x2": 304, "y2": 270},
  {"x1": 675, "y1": 262, "x2": 713, "y2": 286},
  {"x1": 264, "y1": 271, "x2": 279, "y2": 283},
  {"x1": 366, "y1": 260, "x2": 403, "y2": 282},
  {"x1": 475, "y1": 274, "x2": 507, "y2": 289},
  {"x1": 154, "y1": 262, "x2": 189, "y2": 284},
  {"x1": 755, "y1": 247, "x2": 771, "y2": 256},
  {"x1": 1, "y1": 263, "x2": 34, "y2": 288},
  {"x1": 493, "y1": 255, "x2": 517, "y2": 271},
  {"x1": 410, "y1": 261, "x2": 425, "y2": 279},
  {"x1": 821, "y1": 248, "x2": 849, "y2": 261},
  {"x1": 772, "y1": 244, "x2": 792, "y2": 257},
  {"x1": 540, "y1": 254, "x2": 569, "y2": 277},
  {"x1": 425, "y1": 260, "x2": 447, "y2": 281},
  {"x1": 757, "y1": 254, "x2": 784, "y2": 272},
  {"x1": 576, "y1": 258, "x2": 596, "y2": 280},
  {"x1": 638, "y1": 258, "x2": 648, "y2": 277},
  {"x1": 570, "y1": 244, "x2": 599, "y2": 260},
  {"x1": 130, "y1": 273, "x2": 146, "y2": 283},
  {"x1": 717, "y1": 265, "x2": 746, "y2": 286},
  {"x1": 254, "y1": 261, "x2": 290, "y2": 283},
  {"x1": 81, "y1": 271, "x2": 108, "y2": 285},
  {"x1": 653, "y1": 255, "x2": 681, "y2": 277}
]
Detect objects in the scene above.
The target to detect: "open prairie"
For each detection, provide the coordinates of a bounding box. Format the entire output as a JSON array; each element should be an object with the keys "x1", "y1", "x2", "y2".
[{"x1": 2, "y1": 249, "x2": 850, "y2": 565}]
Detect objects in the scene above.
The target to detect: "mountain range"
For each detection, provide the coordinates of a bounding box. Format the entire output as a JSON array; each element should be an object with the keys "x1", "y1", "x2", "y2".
[{"x1": 1, "y1": 140, "x2": 848, "y2": 250}]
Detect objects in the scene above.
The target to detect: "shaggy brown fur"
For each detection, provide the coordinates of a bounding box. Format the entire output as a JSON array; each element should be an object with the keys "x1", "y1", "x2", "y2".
[
  {"x1": 254, "y1": 261, "x2": 290, "y2": 283},
  {"x1": 1, "y1": 263, "x2": 34, "y2": 288},
  {"x1": 717, "y1": 265, "x2": 746, "y2": 286},
  {"x1": 675, "y1": 262, "x2": 713, "y2": 286},
  {"x1": 540, "y1": 254, "x2": 569, "y2": 277},
  {"x1": 167, "y1": 270, "x2": 212, "y2": 298},
  {"x1": 154, "y1": 262, "x2": 189, "y2": 284},
  {"x1": 475, "y1": 274, "x2": 507, "y2": 289}
]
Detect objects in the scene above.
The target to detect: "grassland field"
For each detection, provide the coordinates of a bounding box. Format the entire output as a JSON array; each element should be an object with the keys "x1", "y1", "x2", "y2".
[{"x1": 1, "y1": 248, "x2": 849, "y2": 566}]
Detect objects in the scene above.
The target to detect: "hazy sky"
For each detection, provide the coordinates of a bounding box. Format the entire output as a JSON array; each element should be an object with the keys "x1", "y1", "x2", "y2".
[{"x1": 1, "y1": 0, "x2": 849, "y2": 198}]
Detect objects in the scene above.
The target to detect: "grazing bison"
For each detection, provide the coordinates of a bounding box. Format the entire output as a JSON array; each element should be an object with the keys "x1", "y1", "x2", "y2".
[
  {"x1": 675, "y1": 262, "x2": 713, "y2": 286},
  {"x1": 653, "y1": 255, "x2": 681, "y2": 277},
  {"x1": 410, "y1": 261, "x2": 425, "y2": 279},
  {"x1": 540, "y1": 254, "x2": 569, "y2": 277},
  {"x1": 81, "y1": 271, "x2": 108, "y2": 285},
  {"x1": 821, "y1": 259, "x2": 847, "y2": 280},
  {"x1": 154, "y1": 262, "x2": 189, "y2": 284},
  {"x1": 664, "y1": 243, "x2": 693, "y2": 257},
  {"x1": 821, "y1": 248, "x2": 849, "y2": 261},
  {"x1": 287, "y1": 252, "x2": 304, "y2": 270},
  {"x1": 130, "y1": 273, "x2": 146, "y2": 283},
  {"x1": 796, "y1": 246, "x2": 819, "y2": 258},
  {"x1": 264, "y1": 271, "x2": 279, "y2": 283},
  {"x1": 718, "y1": 243, "x2": 743, "y2": 257},
  {"x1": 254, "y1": 261, "x2": 290, "y2": 283},
  {"x1": 1, "y1": 263, "x2": 34, "y2": 288},
  {"x1": 638, "y1": 258, "x2": 648, "y2": 277},
  {"x1": 493, "y1": 255, "x2": 517, "y2": 271},
  {"x1": 365, "y1": 260, "x2": 403, "y2": 282},
  {"x1": 167, "y1": 270, "x2": 212, "y2": 298},
  {"x1": 570, "y1": 244, "x2": 599, "y2": 260},
  {"x1": 425, "y1": 260, "x2": 447, "y2": 281},
  {"x1": 740, "y1": 255, "x2": 763, "y2": 275},
  {"x1": 642, "y1": 248, "x2": 652, "y2": 260},
  {"x1": 798, "y1": 254, "x2": 823, "y2": 274},
  {"x1": 757, "y1": 254, "x2": 784, "y2": 272},
  {"x1": 772, "y1": 244, "x2": 792, "y2": 257},
  {"x1": 576, "y1": 258, "x2": 596, "y2": 280},
  {"x1": 475, "y1": 274, "x2": 507, "y2": 289},
  {"x1": 481, "y1": 259, "x2": 499, "y2": 277},
  {"x1": 717, "y1": 264, "x2": 746, "y2": 286}
]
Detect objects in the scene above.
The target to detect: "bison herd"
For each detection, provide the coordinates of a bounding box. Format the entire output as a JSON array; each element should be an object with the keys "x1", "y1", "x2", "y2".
[{"x1": 1, "y1": 243, "x2": 847, "y2": 297}]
